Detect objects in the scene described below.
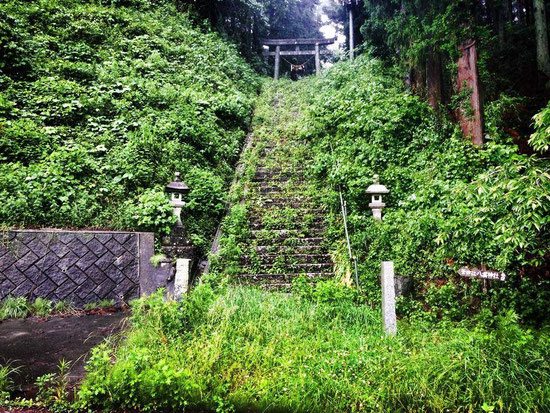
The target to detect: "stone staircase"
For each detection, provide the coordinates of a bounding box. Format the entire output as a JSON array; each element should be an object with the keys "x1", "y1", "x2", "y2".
[{"x1": 235, "y1": 144, "x2": 334, "y2": 289}]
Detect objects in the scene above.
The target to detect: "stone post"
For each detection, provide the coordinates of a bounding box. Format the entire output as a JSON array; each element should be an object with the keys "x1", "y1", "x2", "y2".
[
  {"x1": 174, "y1": 258, "x2": 191, "y2": 299},
  {"x1": 381, "y1": 261, "x2": 397, "y2": 335}
]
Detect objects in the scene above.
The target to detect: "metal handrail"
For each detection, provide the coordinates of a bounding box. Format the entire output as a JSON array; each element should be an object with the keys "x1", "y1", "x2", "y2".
[
  {"x1": 330, "y1": 143, "x2": 360, "y2": 289},
  {"x1": 338, "y1": 185, "x2": 360, "y2": 289}
]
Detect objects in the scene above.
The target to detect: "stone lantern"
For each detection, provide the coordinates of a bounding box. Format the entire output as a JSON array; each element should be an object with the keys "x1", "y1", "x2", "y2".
[
  {"x1": 162, "y1": 172, "x2": 195, "y2": 299},
  {"x1": 166, "y1": 172, "x2": 189, "y2": 228},
  {"x1": 163, "y1": 172, "x2": 192, "y2": 251},
  {"x1": 365, "y1": 174, "x2": 389, "y2": 221}
]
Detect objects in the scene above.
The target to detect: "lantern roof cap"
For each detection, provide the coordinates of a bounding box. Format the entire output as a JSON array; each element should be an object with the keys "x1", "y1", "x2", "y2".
[
  {"x1": 166, "y1": 172, "x2": 189, "y2": 193},
  {"x1": 365, "y1": 174, "x2": 389, "y2": 194}
]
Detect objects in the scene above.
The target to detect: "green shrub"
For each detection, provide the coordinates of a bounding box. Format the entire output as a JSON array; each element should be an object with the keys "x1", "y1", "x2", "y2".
[
  {"x1": 530, "y1": 101, "x2": 550, "y2": 153},
  {"x1": 0, "y1": 296, "x2": 29, "y2": 319},
  {"x1": 30, "y1": 297, "x2": 53, "y2": 317},
  {"x1": 53, "y1": 300, "x2": 74, "y2": 313},
  {"x1": 294, "y1": 56, "x2": 550, "y2": 323},
  {"x1": 0, "y1": 362, "x2": 19, "y2": 400}
]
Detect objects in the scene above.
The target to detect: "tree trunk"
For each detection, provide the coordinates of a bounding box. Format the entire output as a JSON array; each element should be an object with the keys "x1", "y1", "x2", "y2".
[
  {"x1": 504, "y1": 0, "x2": 512, "y2": 22},
  {"x1": 534, "y1": 0, "x2": 550, "y2": 78},
  {"x1": 411, "y1": 61, "x2": 426, "y2": 99},
  {"x1": 457, "y1": 40, "x2": 483, "y2": 146},
  {"x1": 497, "y1": 3, "x2": 506, "y2": 50},
  {"x1": 519, "y1": 0, "x2": 527, "y2": 23},
  {"x1": 426, "y1": 50, "x2": 442, "y2": 112}
]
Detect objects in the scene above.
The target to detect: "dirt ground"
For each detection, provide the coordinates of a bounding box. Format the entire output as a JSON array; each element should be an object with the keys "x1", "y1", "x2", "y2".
[{"x1": 0, "y1": 311, "x2": 127, "y2": 397}]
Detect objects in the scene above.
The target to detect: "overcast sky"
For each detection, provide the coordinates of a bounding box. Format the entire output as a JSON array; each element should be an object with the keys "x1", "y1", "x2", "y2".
[{"x1": 318, "y1": 0, "x2": 345, "y2": 50}]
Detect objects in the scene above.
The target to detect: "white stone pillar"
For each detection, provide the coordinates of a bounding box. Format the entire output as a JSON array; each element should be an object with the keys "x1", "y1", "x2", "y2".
[
  {"x1": 381, "y1": 261, "x2": 397, "y2": 335},
  {"x1": 174, "y1": 258, "x2": 191, "y2": 300},
  {"x1": 349, "y1": 7, "x2": 354, "y2": 60}
]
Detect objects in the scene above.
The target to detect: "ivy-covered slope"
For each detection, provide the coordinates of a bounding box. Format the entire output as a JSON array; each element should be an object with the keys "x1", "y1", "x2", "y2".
[
  {"x1": 0, "y1": 0, "x2": 259, "y2": 251},
  {"x1": 299, "y1": 57, "x2": 550, "y2": 323}
]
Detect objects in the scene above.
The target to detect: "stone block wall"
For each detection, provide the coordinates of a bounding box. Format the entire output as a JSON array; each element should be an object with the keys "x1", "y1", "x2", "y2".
[{"x1": 0, "y1": 230, "x2": 156, "y2": 306}]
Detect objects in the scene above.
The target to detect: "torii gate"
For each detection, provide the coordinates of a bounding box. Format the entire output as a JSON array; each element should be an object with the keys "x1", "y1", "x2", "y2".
[{"x1": 262, "y1": 37, "x2": 336, "y2": 80}]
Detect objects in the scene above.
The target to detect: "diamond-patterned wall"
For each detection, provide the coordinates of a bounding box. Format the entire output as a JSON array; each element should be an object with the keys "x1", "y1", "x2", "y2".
[{"x1": 0, "y1": 230, "x2": 145, "y2": 306}]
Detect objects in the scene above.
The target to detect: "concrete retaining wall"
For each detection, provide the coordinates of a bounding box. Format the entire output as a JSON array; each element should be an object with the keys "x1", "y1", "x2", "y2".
[{"x1": 0, "y1": 230, "x2": 157, "y2": 306}]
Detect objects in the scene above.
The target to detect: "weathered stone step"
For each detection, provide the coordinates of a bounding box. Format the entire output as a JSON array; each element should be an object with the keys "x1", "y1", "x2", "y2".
[
  {"x1": 263, "y1": 201, "x2": 314, "y2": 209},
  {"x1": 249, "y1": 199, "x2": 318, "y2": 209},
  {"x1": 252, "y1": 173, "x2": 304, "y2": 182},
  {"x1": 249, "y1": 190, "x2": 317, "y2": 200},
  {"x1": 249, "y1": 215, "x2": 325, "y2": 223},
  {"x1": 249, "y1": 183, "x2": 309, "y2": 192},
  {"x1": 248, "y1": 209, "x2": 328, "y2": 219},
  {"x1": 238, "y1": 272, "x2": 333, "y2": 280},
  {"x1": 256, "y1": 186, "x2": 311, "y2": 194},
  {"x1": 250, "y1": 228, "x2": 324, "y2": 239},
  {"x1": 249, "y1": 221, "x2": 326, "y2": 230},
  {"x1": 253, "y1": 245, "x2": 328, "y2": 254},
  {"x1": 253, "y1": 171, "x2": 304, "y2": 180},
  {"x1": 242, "y1": 254, "x2": 331, "y2": 265},
  {"x1": 256, "y1": 167, "x2": 304, "y2": 173},
  {"x1": 258, "y1": 237, "x2": 324, "y2": 247},
  {"x1": 241, "y1": 262, "x2": 333, "y2": 273}
]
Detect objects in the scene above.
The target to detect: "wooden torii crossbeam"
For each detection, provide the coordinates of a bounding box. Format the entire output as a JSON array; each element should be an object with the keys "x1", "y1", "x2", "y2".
[{"x1": 262, "y1": 37, "x2": 336, "y2": 80}]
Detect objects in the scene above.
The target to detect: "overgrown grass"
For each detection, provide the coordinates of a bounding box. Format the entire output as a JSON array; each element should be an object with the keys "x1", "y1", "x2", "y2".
[
  {"x1": 83, "y1": 299, "x2": 115, "y2": 311},
  {"x1": 78, "y1": 286, "x2": 550, "y2": 412},
  {"x1": 0, "y1": 296, "x2": 29, "y2": 319},
  {"x1": 0, "y1": 362, "x2": 19, "y2": 400},
  {"x1": 0, "y1": 296, "x2": 96, "y2": 320}
]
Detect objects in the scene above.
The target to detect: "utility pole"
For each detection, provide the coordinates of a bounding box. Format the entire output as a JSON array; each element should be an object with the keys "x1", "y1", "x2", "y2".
[
  {"x1": 349, "y1": 3, "x2": 354, "y2": 60},
  {"x1": 343, "y1": 0, "x2": 359, "y2": 60}
]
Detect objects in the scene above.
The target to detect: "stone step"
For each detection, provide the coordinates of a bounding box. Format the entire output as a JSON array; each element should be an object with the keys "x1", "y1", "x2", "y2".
[
  {"x1": 241, "y1": 262, "x2": 333, "y2": 273},
  {"x1": 253, "y1": 245, "x2": 328, "y2": 254},
  {"x1": 250, "y1": 200, "x2": 317, "y2": 209},
  {"x1": 242, "y1": 253, "x2": 332, "y2": 265},
  {"x1": 249, "y1": 181, "x2": 308, "y2": 190},
  {"x1": 237, "y1": 272, "x2": 333, "y2": 281},
  {"x1": 250, "y1": 207, "x2": 327, "y2": 214},
  {"x1": 249, "y1": 215, "x2": 325, "y2": 223},
  {"x1": 252, "y1": 175, "x2": 303, "y2": 183},
  {"x1": 249, "y1": 190, "x2": 317, "y2": 200},
  {"x1": 254, "y1": 237, "x2": 324, "y2": 247},
  {"x1": 253, "y1": 171, "x2": 304, "y2": 180},
  {"x1": 248, "y1": 194, "x2": 314, "y2": 201},
  {"x1": 256, "y1": 167, "x2": 305, "y2": 173},
  {"x1": 256, "y1": 186, "x2": 309, "y2": 194},
  {"x1": 249, "y1": 221, "x2": 326, "y2": 230},
  {"x1": 250, "y1": 228, "x2": 324, "y2": 239}
]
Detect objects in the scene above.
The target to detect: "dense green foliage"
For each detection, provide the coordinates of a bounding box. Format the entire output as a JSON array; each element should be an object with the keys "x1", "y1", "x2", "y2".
[
  {"x1": 0, "y1": 0, "x2": 259, "y2": 251},
  {"x1": 78, "y1": 286, "x2": 550, "y2": 412},
  {"x1": 297, "y1": 56, "x2": 550, "y2": 323},
  {"x1": 531, "y1": 99, "x2": 550, "y2": 152}
]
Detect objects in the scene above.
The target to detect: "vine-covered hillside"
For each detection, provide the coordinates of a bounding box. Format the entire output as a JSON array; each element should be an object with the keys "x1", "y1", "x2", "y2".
[
  {"x1": 0, "y1": 0, "x2": 259, "y2": 251},
  {"x1": 299, "y1": 57, "x2": 550, "y2": 323}
]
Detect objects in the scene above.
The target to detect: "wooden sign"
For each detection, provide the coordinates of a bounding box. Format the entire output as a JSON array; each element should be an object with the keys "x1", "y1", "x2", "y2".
[{"x1": 458, "y1": 267, "x2": 506, "y2": 281}]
